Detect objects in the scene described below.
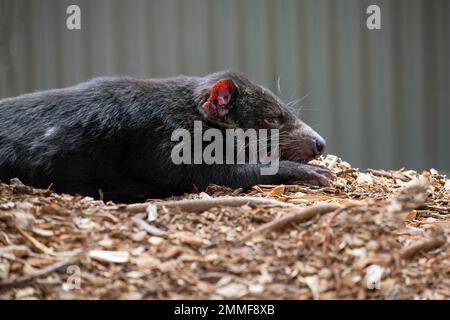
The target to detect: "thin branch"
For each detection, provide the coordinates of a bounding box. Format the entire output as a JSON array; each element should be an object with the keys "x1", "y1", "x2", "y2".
[
  {"x1": 400, "y1": 236, "x2": 446, "y2": 260},
  {"x1": 126, "y1": 196, "x2": 295, "y2": 213},
  {"x1": 322, "y1": 207, "x2": 348, "y2": 260},
  {"x1": 0, "y1": 258, "x2": 78, "y2": 288},
  {"x1": 241, "y1": 203, "x2": 343, "y2": 241},
  {"x1": 366, "y1": 169, "x2": 410, "y2": 182}
]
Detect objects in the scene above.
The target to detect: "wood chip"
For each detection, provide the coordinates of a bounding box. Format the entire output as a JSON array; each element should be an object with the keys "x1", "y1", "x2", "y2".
[
  {"x1": 88, "y1": 250, "x2": 130, "y2": 264},
  {"x1": 0, "y1": 154, "x2": 448, "y2": 299}
]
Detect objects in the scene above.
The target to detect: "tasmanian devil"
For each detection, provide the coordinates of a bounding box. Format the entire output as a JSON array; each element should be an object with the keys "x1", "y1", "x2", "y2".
[{"x1": 0, "y1": 70, "x2": 334, "y2": 202}]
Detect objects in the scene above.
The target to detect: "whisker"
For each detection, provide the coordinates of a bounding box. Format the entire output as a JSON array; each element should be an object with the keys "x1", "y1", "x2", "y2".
[{"x1": 277, "y1": 75, "x2": 281, "y2": 94}]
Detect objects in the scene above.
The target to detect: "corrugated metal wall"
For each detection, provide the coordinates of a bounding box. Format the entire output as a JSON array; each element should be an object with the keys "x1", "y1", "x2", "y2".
[{"x1": 0, "y1": 0, "x2": 449, "y2": 171}]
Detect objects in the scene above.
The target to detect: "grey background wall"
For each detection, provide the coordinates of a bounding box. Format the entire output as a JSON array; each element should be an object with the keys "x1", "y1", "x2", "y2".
[{"x1": 0, "y1": 0, "x2": 448, "y2": 172}]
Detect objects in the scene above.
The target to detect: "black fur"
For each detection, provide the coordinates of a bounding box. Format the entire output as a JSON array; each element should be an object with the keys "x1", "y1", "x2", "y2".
[{"x1": 0, "y1": 71, "x2": 332, "y2": 202}]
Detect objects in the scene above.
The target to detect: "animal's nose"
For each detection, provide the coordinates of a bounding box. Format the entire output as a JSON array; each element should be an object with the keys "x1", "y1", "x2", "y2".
[{"x1": 313, "y1": 136, "x2": 326, "y2": 156}]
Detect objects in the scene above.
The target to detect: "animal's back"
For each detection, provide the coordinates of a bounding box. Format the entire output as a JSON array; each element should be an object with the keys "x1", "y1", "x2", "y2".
[{"x1": 0, "y1": 77, "x2": 159, "y2": 195}]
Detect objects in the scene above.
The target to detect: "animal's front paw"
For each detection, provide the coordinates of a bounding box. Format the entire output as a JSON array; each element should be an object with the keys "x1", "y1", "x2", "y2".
[{"x1": 278, "y1": 161, "x2": 335, "y2": 187}]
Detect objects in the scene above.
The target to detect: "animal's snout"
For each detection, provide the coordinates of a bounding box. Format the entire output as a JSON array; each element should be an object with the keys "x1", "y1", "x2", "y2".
[
  {"x1": 280, "y1": 119, "x2": 327, "y2": 162},
  {"x1": 313, "y1": 136, "x2": 326, "y2": 156}
]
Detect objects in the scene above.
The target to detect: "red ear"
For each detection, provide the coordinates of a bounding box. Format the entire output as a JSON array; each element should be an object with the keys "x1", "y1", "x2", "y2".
[{"x1": 202, "y1": 79, "x2": 235, "y2": 119}]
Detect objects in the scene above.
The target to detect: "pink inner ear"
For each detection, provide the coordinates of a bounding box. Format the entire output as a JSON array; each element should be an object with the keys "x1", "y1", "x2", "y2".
[
  {"x1": 216, "y1": 89, "x2": 231, "y2": 107},
  {"x1": 203, "y1": 79, "x2": 235, "y2": 119}
]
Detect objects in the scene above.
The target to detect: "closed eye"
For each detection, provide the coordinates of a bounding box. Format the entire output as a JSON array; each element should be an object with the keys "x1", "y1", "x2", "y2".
[{"x1": 264, "y1": 117, "x2": 280, "y2": 128}]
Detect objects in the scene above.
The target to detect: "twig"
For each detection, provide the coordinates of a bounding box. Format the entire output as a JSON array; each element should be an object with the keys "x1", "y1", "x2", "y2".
[
  {"x1": 400, "y1": 236, "x2": 446, "y2": 259},
  {"x1": 132, "y1": 217, "x2": 166, "y2": 237},
  {"x1": 126, "y1": 196, "x2": 295, "y2": 213},
  {"x1": 422, "y1": 205, "x2": 450, "y2": 214},
  {"x1": 16, "y1": 227, "x2": 78, "y2": 258},
  {"x1": 322, "y1": 207, "x2": 348, "y2": 260},
  {"x1": 366, "y1": 169, "x2": 410, "y2": 182},
  {"x1": 0, "y1": 258, "x2": 78, "y2": 288},
  {"x1": 16, "y1": 227, "x2": 59, "y2": 257},
  {"x1": 240, "y1": 203, "x2": 343, "y2": 241},
  {"x1": 0, "y1": 245, "x2": 30, "y2": 256}
]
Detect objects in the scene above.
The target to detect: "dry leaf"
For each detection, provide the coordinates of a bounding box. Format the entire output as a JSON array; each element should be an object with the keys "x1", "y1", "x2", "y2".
[
  {"x1": 253, "y1": 184, "x2": 286, "y2": 196},
  {"x1": 404, "y1": 210, "x2": 417, "y2": 222}
]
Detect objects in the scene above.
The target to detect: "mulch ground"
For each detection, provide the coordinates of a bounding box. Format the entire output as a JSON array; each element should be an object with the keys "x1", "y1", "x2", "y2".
[{"x1": 0, "y1": 155, "x2": 449, "y2": 299}]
